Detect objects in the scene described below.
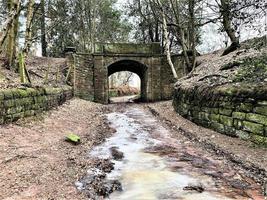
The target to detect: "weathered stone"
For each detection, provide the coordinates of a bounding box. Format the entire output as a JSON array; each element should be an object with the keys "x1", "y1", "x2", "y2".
[
  {"x1": 220, "y1": 101, "x2": 235, "y2": 109},
  {"x1": 254, "y1": 106, "x2": 267, "y2": 116},
  {"x1": 220, "y1": 115, "x2": 233, "y2": 127},
  {"x1": 0, "y1": 92, "x2": 4, "y2": 100},
  {"x1": 243, "y1": 121, "x2": 264, "y2": 135},
  {"x1": 233, "y1": 119, "x2": 243, "y2": 129},
  {"x1": 210, "y1": 122, "x2": 225, "y2": 133},
  {"x1": 219, "y1": 108, "x2": 232, "y2": 116},
  {"x1": 201, "y1": 107, "x2": 211, "y2": 113},
  {"x1": 250, "y1": 135, "x2": 267, "y2": 147},
  {"x1": 237, "y1": 103, "x2": 253, "y2": 112},
  {"x1": 4, "y1": 100, "x2": 14, "y2": 108},
  {"x1": 210, "y1": 108, "x2": 219, "y2": 114},
  {"x1": 0, "y1": 86, "x2": 73, "y2": 125},
  {"x1": 258, "y1": 101, "x2": 267, "y2": 106},
  {"x1": 246, "y1": 113, "x2": 267, "y2": 126},
  {"x1": 224, "y1": 126, "x2": 237, "y2": 137},
  {"x1": 209, "y1": 114, "x2": 220, "y2": 122},
  {"x1": 3, "y1": 90, "x2": 13, "y2": 100},
  {"x1": 199, "y1": 112, "x2": 209, "y2": 121},
  {"x1": 232, "y1": 112, "x2": 246, "y2": 120},
  {"x1": 236, "y1": 130, "x2": 250, "y2": 140}
]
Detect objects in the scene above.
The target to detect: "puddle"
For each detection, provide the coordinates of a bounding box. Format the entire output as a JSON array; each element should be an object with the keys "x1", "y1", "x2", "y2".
[{"x1": 78, "y1": 107, "x2": 264, "y2": 200}]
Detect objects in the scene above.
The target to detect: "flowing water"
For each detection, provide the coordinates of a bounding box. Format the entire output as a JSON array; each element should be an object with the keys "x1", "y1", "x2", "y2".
[{"x1": 80, "y1": 107, "x2": 264, "y2": 200}]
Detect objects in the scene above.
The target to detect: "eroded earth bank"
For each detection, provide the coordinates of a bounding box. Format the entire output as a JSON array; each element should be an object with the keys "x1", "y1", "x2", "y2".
[{"x1": 0, "y1": 99, "x2": 266, "y2": 200}]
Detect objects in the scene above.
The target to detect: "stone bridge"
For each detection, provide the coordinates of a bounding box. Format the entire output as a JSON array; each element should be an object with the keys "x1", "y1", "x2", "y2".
[{"x1": 67, "y1": 43, "x2": 185, "y2": 104}]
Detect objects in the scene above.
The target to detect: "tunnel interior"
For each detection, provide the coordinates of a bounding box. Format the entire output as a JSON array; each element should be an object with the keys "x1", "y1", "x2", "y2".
[{"x1": 107, "y1": 60, "x2": 148, "y2": 102}]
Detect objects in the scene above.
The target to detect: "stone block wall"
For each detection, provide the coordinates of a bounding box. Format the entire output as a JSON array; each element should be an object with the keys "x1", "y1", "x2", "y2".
[
  {"x1": 0, "y1": 86, "x2": 73, "y2": 124},
  {"x1": 74, "y1": 54, "x2": 95, "y2": 101},
  {"x1": 173, "y1": 84, "x2": 267, "y2": 146}
]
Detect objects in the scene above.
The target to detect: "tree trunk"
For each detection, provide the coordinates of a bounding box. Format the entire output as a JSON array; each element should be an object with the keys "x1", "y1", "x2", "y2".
[
  {"x1": 40, "y1": 0, "x2": 47, "y2": 56},
  {"x1": 24, "y1": 0, "x2": 35, "y2": 55},
  {"x1": 220, "y1": 0, "x2": 240, "y2": 55},
  {"x1": 188, "y1": 0, "x2": 197, "y2": 73},
  {"x1": 170, "y1": 0, "x2": 191, "y2": 72},
  {"x1": 156, "y1": 0, "x2": 178, "y2": 80},
  {"x1": 6, "y1": 0, "x2": 21, "y2": 68},
  {"x1": 90, "y1": 0, "x2": 97, "y2": 53}
]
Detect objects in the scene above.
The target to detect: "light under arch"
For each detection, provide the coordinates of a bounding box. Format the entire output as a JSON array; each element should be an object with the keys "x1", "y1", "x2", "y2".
[{"x1": 107, "y1": 60, "x2": 148, "y2": 101}]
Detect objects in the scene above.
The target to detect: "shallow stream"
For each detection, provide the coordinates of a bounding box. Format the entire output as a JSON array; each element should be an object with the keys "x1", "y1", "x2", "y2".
[{"x1": 79, "y1": 107, "x2": 264, "y2": 200}]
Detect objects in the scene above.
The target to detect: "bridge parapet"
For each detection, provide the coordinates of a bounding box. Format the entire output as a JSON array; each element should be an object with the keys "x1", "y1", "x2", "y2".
[{"x1": 94, "y1": 43, "x2": 162, "y2": 55}]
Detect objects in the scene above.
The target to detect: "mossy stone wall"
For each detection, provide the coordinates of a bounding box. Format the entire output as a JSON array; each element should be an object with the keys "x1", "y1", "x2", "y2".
[
  {"x1": 0, "y1": 86, "x2": 73, "y2": 124},
  {"x1": 173, "y1": 83, "x2": 267, "y2": 146}
]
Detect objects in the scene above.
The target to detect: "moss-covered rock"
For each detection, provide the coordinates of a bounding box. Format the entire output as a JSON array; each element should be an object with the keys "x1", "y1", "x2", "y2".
[
  {"x1": 220, "y1": 115, "x2": 233, "y2": 127},
  {"x1": 219, "y1": 108, "x2": 232, "y2": 116},
  {"x1": 209, "y1": 114, "x2": 220, "y2": 122},
  {"x1": 254, "y1": 106, "x2": 267, "y2": 116},
  {"x1": 237, "y1": 103, "x2": 253, "y2": 112},
  {"x1": 232, "y1": 112, "x2": 246, "y2": 120},
  {"x1": 243, "y1": 121, "x2": 264, "y2": 135},
  {"x1": 233, "y1": 119, "x2": 243, "y2": 129},
  {"x1": 210, "y1": 122, "x2": 225, "y2": 133},
  {"x1": 246, "y1": 113, "x2": 267, "y2": 126},
  {"x1": 236, "y1": 130, "x2": 250, "y2": 140},
  {"x1": 250, "y1": 135, "x2": 267, "y2": 147}
]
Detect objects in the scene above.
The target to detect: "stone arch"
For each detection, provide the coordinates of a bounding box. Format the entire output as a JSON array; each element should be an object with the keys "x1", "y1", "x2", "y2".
[{"x1": 107, "y1": 59, "x2": 148, "y2": 101}]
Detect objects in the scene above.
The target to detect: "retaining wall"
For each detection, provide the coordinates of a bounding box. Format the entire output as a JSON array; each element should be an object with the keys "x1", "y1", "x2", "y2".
[
  {"x1": 0, "y1": 86, "x2": 73, "y2": 124},
  {"x1": 173, "y1": 83, "x2": 267, "y2": 146}
]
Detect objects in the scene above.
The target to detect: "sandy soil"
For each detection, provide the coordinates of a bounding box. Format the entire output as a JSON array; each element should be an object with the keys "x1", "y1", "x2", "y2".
[
  {"x1": 0, "y1": 98, "x2": 112, "y2": 200},
  {"x1": 145, "y1": 101, "x2": 267, "y2": 185}
]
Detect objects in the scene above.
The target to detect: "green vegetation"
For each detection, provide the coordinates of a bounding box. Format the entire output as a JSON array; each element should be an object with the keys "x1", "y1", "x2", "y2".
[{"x1": 234, "y1": 56, "x2": 267, "y2": 83}]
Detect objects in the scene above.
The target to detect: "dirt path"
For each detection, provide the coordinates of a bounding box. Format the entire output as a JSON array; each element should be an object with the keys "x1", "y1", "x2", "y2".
[
  {"x1": 0, "y1": 99, "x2": 112, "y2": 200},
  {"x1": 145, "y1": 101, "x2": 267, "y2": 182},
  {"x1": 0, "y1": 100, "x2": 266, "y2": 199}
]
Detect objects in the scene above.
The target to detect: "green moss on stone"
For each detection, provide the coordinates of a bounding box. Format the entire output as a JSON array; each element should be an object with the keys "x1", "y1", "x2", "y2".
[
  {"x1": 233, "y1": 119, "x2": 243, "y2": 129},
  {"x1": 250, "y1": 135, "x2": 267, "y2": 147},
  {"x1": 220, "y1": 115, "x2": 233, "y2": 126},
  {"x1": 199, "y1": 112, "x2": 210, "y2": 121},
  {"x1": 3, "y1": 90, "x2": 13, "y2": 100},
  {"x1": 236, "y1": 130, "x2": 250, "y2": 140},
  {"x1": 210, "y1": 122, "x2": 225, "y2": 133},
  {"x1": 243, "y1": 121, "x2": 264, "y2": 135},
  {"x1": 237, "y1": 103, "x2": 253, "y2": 112},
  {"x1": 4, "y1": 100, "x2": 14, "y2": 107},
  {"x1": 210, "y1": 108, "x2": 219, "y2": 114},
  {"x1": 224, "y1": 126, "x2": 237, "y2": 137},
  {"x1": 0, "y1": 92, "x2": 4, "y2": 100},
  {"x1": 232, "y1": 112, "x2": 246, "y2": 120},
  {"x1": 219, "y1": 108, "x2": 232, "y2": 116},
  {"x1": 210, "y1": 114, "x2": 220, "y2": 122},
  {"x1": 246, "y1": 113, "x2": 267, "y2": 126},
  {"x1": 254, "y1": 106, "x2": 267, "y2": 116},
  {"x1": 17, "y1": 89, "x2": 29, "y2": 97}
]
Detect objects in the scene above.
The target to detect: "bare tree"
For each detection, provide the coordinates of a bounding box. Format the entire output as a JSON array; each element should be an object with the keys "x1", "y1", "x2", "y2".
[{"x1": 155, "y1": 0, "x2": 178, "y2": 79}]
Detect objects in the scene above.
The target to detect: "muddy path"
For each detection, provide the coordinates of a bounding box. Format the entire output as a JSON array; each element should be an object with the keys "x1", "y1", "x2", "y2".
[{"x1": 78, "y1": 104, "x2": 265, "y2": 200}]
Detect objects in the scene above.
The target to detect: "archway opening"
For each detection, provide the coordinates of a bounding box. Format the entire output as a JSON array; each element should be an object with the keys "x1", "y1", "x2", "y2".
[
  {"x1": 108, "y1": 71, "x2": 141, "y2": 103},
  {"x1": 107, "y1": 60, "x2": 148, "y2": 103}
]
